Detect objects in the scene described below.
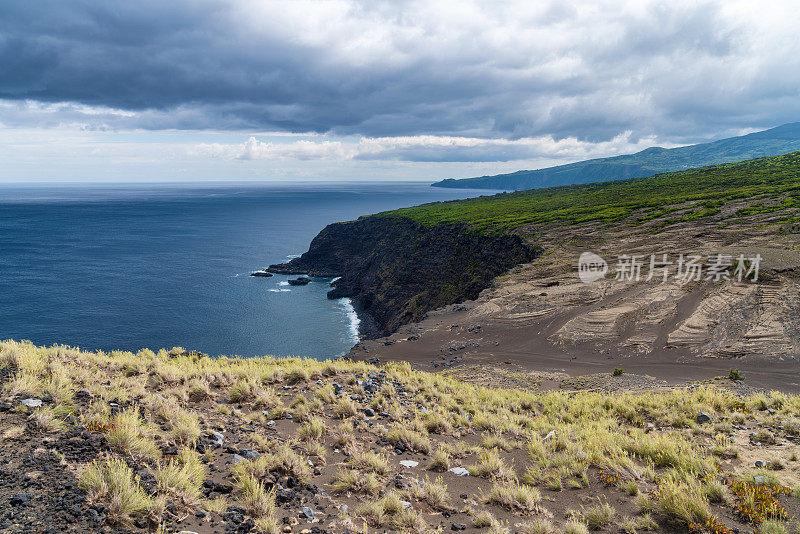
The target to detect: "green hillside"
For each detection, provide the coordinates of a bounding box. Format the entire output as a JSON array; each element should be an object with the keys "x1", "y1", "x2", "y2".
[
  {"x1": 432, "y1": 122, "x2": 800, "y2": 191},
  {"x1": 380, "y1": 151, "x2": 800, "y2": 232}
]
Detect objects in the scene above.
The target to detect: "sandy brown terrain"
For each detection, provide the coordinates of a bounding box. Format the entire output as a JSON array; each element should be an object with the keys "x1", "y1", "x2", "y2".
[{"x1": 348, "y1": 196, "x2": 800, "y2": 393}]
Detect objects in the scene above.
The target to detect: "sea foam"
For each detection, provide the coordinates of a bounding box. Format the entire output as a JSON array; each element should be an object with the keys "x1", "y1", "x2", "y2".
[{"x1": 340, "y1": 297, "x2": 361, "y2": 343}]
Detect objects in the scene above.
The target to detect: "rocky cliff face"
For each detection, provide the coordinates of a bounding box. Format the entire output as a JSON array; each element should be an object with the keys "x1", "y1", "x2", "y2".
[{"x1": 269, "y1": 216, "x2": 539, "y2": 337}]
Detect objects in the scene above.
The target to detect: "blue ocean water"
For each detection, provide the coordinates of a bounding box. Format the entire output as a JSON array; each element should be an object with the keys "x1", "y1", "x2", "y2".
[{"x1": 0, "y1": 182, "x2": 487, "y2": 358}]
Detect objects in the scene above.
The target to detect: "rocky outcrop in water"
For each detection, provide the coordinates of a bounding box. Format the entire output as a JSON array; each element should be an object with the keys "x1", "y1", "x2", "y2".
[{"x1": 269, "y1": 216, "x2": 539, "y2": 337}]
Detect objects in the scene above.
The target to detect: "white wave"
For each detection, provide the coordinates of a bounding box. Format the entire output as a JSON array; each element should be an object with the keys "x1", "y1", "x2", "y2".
[
  {"x1": 286, "y1": 253, "x2": 301, "y2": 259},
  {"x1": 340, "y1": 297, "x2": 361, "y2": 342},
  {"x1": 278, "y1": 280, "x2": 290, "y2": 286},
  {"x1": 330, "y1": 276, "x2": 341, "y2": 283},
  {"x1": 268, "y1": 288, "x2": 291, "y2": 292}
]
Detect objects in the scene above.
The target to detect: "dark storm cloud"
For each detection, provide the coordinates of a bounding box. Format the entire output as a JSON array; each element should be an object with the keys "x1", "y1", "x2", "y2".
[{"x1": 1, "y1": 0, "x2": 798, "y2": 145}]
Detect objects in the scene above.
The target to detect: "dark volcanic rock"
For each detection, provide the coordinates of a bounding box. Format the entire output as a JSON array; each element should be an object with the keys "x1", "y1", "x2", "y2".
[
  {"x1": 250, "y1": 270, "x2": 273, "y2": 277},
  {"x1": 287, "y1": 276, "x2": 312, "y2": 286},
  {"x1": 269, "y1": 216, "x2": 538, "y2": 337}
]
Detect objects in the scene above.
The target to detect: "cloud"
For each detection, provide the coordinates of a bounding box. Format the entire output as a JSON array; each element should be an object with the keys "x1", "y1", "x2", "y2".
[
  {"x1": 196, "y1": 131, "x2": 665, "y2": 163},
  {"x1": 1, "y1": 0, "x2": 799, "y2": 145},
  {"x1": 198, "y1": 137, "x2": 350, "y2": 160}
]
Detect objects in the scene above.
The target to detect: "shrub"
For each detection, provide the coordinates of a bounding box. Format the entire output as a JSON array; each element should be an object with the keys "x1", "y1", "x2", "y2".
[
  {"x1": 298, "y1": 417, "x2": 326, "y2": 442},
  {"x1": 330, "y1": 469, "x2": 381, "y2": 495},
  {"x1": 581, "y1": 499, "x2": 615, "y2": 529},
  {"x1": 333, "y1": 397, "x2": 359, "y2": 419},
  {"x1": 234, "y1": 473, "x2": 276, "y2": 518},
  {"x1": 729, "y1": 369, "x2": 744, "y2": 381},
  {"x1": 80, "y1": 458, "x2": 151, "y2": 525},
  {"x1": 483, "y1": 481, "x2": 542, "y2": 515},
  {"x1": 347, "y1": 449, "x2": 392, "y2": 476},
  {"x1": 469, "y1": 448, "x2": 515, "y2": 480},
  {"x1": 106, "y1": 407, "x2": 161, "y2": 461},
  {"x1": 155, "y1": 448, "x2": 206, "y2": 507}
]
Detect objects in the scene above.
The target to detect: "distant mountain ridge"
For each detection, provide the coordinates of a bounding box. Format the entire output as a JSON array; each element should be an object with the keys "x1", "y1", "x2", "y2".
[{"x1": 432, "y1": 122, "x2": 800, "y2": 190}]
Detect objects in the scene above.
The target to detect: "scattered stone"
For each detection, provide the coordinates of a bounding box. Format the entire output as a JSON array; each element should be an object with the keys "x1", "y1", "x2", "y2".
[
  {"x1": 301, "y1": 506, "x2": 314, "y2": 521},
  {"x1": 448, "y1": 467, "x2": 469, "y2": 477},
  {"x1": 399, "y1": 460, "x2": 419, "y2": 468},
  {"x1": 21, "y1": 398, "x2": 42, "y2": 408},
  {"x1": 9, "y1": 493, "x2": 30, "y2": 506},
  {"x1": 364, "y1": 408, "x2": 375, "y2": 417},
  {"x1": 696, "y1": 412, "x2": 712, "y2": 424},
  {"x1": 208, "y1": 431, "x2": 224, "y2": 446},
  {"x1": 240, "y1": 449, "x2": 261, "y2": 460}
]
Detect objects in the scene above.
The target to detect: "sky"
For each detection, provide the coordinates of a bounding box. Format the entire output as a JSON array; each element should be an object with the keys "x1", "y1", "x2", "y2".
[{"x1": 1, "y1": 0, "x2": 799, "y2": 182}]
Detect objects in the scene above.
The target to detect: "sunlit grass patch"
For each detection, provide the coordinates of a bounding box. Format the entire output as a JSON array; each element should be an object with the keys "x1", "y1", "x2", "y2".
[
  {"x1": 330, "y1": 468, "x2": 382, "y2": 495},
  {"x1": 155, "y1": 448, "x2": 206, "y2": 507},
  {"x1": 403, "y1": 475, "x2": 451, "y2": 511},
  {"x1": 79, "y1": 458, "x2": 152, "y2": 526},
  {"x1": 106, "y1": 407, "x2": 161, "y2": 461},
  {"x1": 356, "y1": 492, "x2": 428, "y2": 532},
  {"x1": 469, "y1": 448, "x2": 516, "y2": 481},
  {"x1": 482, "y1": 481, "x2": 543, "y2": 515}
]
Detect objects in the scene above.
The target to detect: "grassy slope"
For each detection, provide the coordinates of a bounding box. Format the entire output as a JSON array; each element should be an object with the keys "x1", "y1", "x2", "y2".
[
  {"x1": 433, "y1": 122, "x2": 800, "y2": 190},
  {"x1": 3, "y1": 340, "x2": 800, "y2": 533},
  {"x1": 381, "y1": 151, "x2": 800, "y2": 233}
]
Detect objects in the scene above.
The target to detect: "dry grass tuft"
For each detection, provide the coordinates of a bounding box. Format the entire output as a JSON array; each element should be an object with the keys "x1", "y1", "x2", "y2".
[
  {"x1": 79, "y1": 458, "x2": 152, "y2": 525},
  {"x1": 483, "y1": 481, "x2": 543, "y2": 515}
]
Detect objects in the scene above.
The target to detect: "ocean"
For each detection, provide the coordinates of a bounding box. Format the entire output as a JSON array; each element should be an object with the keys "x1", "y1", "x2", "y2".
[{"x1": 0, "y1": 181, "x2": 487, "y2": 358}]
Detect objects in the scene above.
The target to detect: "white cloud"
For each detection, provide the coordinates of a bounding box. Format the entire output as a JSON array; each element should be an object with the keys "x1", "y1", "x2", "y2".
[{"x1": 196, "y1": 131, "x2": 668, "y2": 164}]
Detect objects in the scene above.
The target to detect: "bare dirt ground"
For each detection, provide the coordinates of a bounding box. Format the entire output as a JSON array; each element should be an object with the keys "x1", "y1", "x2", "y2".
[{"x1": 349, "y1": 197, "x2": 800, "y2": 394}]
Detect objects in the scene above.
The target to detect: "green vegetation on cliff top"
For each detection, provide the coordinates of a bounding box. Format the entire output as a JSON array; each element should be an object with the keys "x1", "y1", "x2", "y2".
[{"x1": 378, "y1": 151, "x2": 800, "y2": 232}]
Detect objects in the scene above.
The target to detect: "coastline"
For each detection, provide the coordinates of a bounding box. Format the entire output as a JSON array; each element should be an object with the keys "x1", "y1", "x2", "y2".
[{"x1": 267, "y1": 215, "x2": 538, "y2": 338}]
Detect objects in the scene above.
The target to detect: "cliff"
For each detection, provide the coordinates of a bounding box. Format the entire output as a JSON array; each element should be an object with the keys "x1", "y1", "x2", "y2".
[{"x1": 269, "y1": 216, "x2": 538, "y2": 337}]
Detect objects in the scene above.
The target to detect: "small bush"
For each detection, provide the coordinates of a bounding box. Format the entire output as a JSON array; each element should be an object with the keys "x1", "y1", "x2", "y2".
[
  {"x1": 80, "y1": 458, "x2": 151, "y2": 525},
  {"x1": 581, "y1": 499, "x2": 615, "y2": 530},
  {"x1": 330, "y1": 469, "x2": 381, "y2": 495},
  {"x1": 297, "y1": 417, "x2": 326, "y2": 442},
  {"x1": 333, "y1": 397, "x2": 359, "y2": 419},
  {"x1": 234, "y1": 473, "x2": 276, "y2": 518},
  {"x1": 483, "y1": 481, "x2": 542, "y2": 515},
  {"x1": 106, "y1": 407, "x2": 161, "y2": 461}
]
